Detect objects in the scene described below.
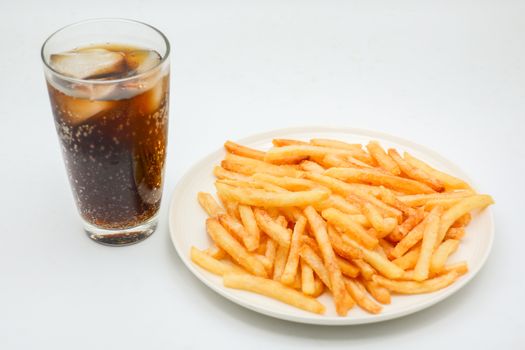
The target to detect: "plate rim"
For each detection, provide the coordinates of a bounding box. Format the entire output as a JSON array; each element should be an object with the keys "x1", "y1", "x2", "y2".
[{"x1": 168, "y1": 126, "x2": 494, "y2": 325}]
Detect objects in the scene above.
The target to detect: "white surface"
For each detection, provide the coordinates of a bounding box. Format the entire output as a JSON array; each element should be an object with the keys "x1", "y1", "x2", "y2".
[
  {"x1": 169, "y1": 126, "x2": 495, "y2": 325},
  {"x1": 0, "y1": 0, "x2": 523, "y2": 348}
]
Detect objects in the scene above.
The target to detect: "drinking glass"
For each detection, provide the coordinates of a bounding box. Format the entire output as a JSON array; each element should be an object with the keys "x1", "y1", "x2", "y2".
[{"x1": 41, "y1": 19, "x2": 170, "y2": 246}]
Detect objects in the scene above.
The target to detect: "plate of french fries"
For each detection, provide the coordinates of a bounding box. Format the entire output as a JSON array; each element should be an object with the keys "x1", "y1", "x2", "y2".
[{"x1": 169, "y1": 127, "x2": 494, "y2": 325}]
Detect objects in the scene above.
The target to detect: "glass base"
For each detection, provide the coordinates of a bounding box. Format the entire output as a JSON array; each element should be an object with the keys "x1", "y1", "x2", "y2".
[{"x1": 83, "y1": 215, "x2": 158, "y2": 246}]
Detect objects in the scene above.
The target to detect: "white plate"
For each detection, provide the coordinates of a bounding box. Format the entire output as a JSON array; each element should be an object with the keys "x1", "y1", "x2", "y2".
[{"x1": 168, "y1": 126, "x2": 494, "y2": 325}]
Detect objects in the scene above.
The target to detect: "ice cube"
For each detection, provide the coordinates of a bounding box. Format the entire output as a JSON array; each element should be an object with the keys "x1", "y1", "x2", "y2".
[
  {"x1": 131, "y1": 80, "x2": 165, "y2": 115},
  {"x1": 58, "y1": 95, "x2": 115, "y2": 125},
  {"x1": 73, "y1": 82, "x2": 118, "y2": 101},
  {"x1": 50, "y1": 49, "x2": 126, "y2": 79},
  {"x1": 125, "y1": 50, "x2": 161, "y2": 74}
]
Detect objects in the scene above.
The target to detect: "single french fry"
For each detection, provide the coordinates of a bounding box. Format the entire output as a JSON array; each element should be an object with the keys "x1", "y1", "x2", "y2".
[
  {"x1": 430, "y1": 239, "x2": 460, "y2": 273},
  {"x1": 216, "y1": 182, "x2": 328, "y2": 208},
  {"x1": 322, "y1": 208, "x2": 379, "y2": 249},
  {"x1": 281, "y1": 217, "x2": 307, "y2": 285},
  {"x1": 252, "y1": 173, "x2": 324, "y2": 191},
  {"x1": 224, "y1": 140, "x2": 265, "y2": 161},
  {"x1": 366, "y1": 141, "x2": 401, "y2": 175},
  {"x1": 310, "y1": 138, "x2": 363, "y2": 151},
  {"x1": 344, "y1": 278, "x2": 382, "y2": 314},
  {"x1": 404, "y1": 152, "x2": 471, "y2": 190},
  {"x1": 397, "y1": 191, "x2": 474, "y2": 207},
  {"x1": 301, "y1": 259, "x2": 315, "y2": 295},
  {"x1": 361, "y1": 278, "x2": 391, "y2": 304},
  {"x1": 206, "y1": 219, "x2": 267, "y2": 277},
  {"x1": 445, "y1": 227, "x2": 466, "y2": 240},
  {"x1": 352, "y1": 259, "x2": 376, "y2": 280},
  {"x1": 265, "y1": 144, "x2": 368, "y2": 165},
  {"x1": 413, "y1": 207, "x2": 442, "y2": 281},
  {"x1": 424, "y1": 197, "x2": 465, "y2": 210},
  {"x1": 265, "y1": 238, "x2": 277, "y2": 273},
  {"x1": 197, "y1": 192, "x2": 225, "y2": 217},
  {"x1": 272, "y1": 138, "x2": 309, "y2": 146},
  {"x1": 388, "y1": 148, "x2": 445, "y2": 192},
  {"x1": 273, "y1": 245, "x2": 289, "y2": 281},
  {"x1": 336, "y1": 257, "x2": 360, "y2": 278},
  {"x1": 436, "y1": 195, "x2": 494, "y2": 245},
  {"x1": 341, "y1": 235, "x2": 405, "y2": 279},
  {"x1": 373, "y1": 271, "x2": 459, "y2": 294},
  {"x1": 222, "y1": 153, "x2": 303, "y2": 177},
  {"x1": 299, "y1": 245, "x2": 331, "y2": 289},
  {"x1": 238, "y1": 205, "x2": 260, "y2": 251},
  {"x1": 324, "y1": 167, "x2": 435, "y2": 194},
  {"x1": 393, "y1": 246, "x2": 421, "y2": 270},
  {"x1": 191, "y1": 247, "x2": 244, "y2": 276},
  {"x1": 217, "y1": 178, "x2": 288, "y2": 193},
  {"x1": 213, "y1": 166, "x2": 252, "y2": 181},
  {"x1": 223, "y1": 273, "x2": 325, "y2": 314}
]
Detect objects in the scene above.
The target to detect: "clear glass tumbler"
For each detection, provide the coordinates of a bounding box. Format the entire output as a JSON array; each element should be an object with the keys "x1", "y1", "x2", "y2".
[{"x1": 41, "y1": 19, "x2": 170, "y2": 246}]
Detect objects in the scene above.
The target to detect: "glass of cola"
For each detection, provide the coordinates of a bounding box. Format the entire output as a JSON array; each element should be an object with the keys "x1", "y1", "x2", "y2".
[{"x1": 41, "y1": 19, "x2": 170, "y2": 246}]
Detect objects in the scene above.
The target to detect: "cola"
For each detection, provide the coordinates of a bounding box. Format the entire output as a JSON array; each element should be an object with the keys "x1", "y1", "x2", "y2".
[{"x1": 46, "y1": 44, "x2": 169, "y2": 230}]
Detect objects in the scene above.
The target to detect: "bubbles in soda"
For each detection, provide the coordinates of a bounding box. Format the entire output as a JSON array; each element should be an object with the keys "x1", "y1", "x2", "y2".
[{"x1": 46, "y1": 44, "x2": 169, "y2": 230}]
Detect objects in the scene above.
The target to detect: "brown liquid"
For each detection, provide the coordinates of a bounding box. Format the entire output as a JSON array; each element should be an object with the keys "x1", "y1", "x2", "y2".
[{"x1": 47, "y1": 44, "x2": 169, "y2": 229}]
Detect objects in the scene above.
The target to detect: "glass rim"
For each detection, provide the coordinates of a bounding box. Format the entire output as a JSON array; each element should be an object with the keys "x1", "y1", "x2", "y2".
[{"x1": 41, "y1": 18, "x2": 171, "y2": 85}]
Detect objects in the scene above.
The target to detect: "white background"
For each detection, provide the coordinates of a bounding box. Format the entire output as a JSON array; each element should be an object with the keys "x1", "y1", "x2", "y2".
[{"x1": 0, "y1": 0, "x2": 523, "y2": 348}]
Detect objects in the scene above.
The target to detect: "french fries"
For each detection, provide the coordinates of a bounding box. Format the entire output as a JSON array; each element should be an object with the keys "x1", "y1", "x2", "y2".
[
  {"x1": 304, "y1": 206, "x2": 351, "y2": 316},
  {"x1": 206, "y1": 218, "x2": 267, "y2": 277},
  {"x1": 388, "y1": 148, "x2": 445, "y2": 192},
  {"x1": 344, "y1": 278, "x2": 382, "y2": 314},
  {"x1": 403, "y1": 152, "x2": 471, "y2": 190},
  {"x1": 322, "y1": 208, "x2": 379, "y2": 249},
  {"x1": 189, "y1": 138, "x2": 493, "y2": 316},
  {"x1": 191, "y1": 247, "x2": 244, "y2": 276}
]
